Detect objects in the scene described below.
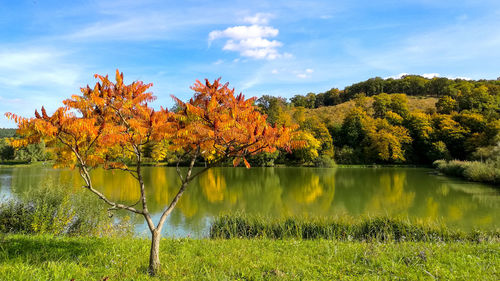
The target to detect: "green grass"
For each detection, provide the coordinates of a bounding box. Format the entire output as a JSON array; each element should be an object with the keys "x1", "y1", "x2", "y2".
[
  {"x1": 0, "y1": 234, "x2": 498, "y2": 280},
  {"x1": 210, "y1": 215, "x2": 500, "y2": 242}
]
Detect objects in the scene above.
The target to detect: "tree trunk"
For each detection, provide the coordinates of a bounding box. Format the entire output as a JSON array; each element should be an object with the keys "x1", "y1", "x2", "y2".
[{"x1": 148, "y1": 229, "x2": 161, "y2": 276}]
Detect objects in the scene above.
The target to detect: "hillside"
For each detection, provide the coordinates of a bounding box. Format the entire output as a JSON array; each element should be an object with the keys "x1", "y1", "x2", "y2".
[{"x1": 305, "y1": 96, "x2": 438, "y2": 128}]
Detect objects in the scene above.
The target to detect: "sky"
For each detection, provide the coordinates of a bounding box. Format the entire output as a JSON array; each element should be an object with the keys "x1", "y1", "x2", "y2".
[{"x1": 1, "y1": 0, "x2": 499, "y2": 127}]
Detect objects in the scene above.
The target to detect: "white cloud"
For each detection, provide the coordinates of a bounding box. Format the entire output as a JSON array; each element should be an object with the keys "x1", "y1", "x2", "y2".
[
  {"x1": 243, "y1": 13, "x2": 273, "y2": 25},
  {"x1": 224, "y1": 38, "x2": 282, "y2": 49},
  {"x1": 449, "y1": 76, "x2": 472, "y2": 80},
  {"x1": 209, "y1": 25, "x2": 279, "y2": 41},
  {"x1": 208, "y1": 14, "x2": 285, "y2": 60},
  {"x1": 296, "y1": 68, "x2": 314, "y2": 79},
  {"x1": 385, "y1": 73, "x2": 409, "y2": 79},
  {"x1": 0, "y1": 48, "x2": 85, "y2": 127},
  {"x1": 422, "y1": 73, "x2": 440, "y2": 79},
  {"x1": 0, "y1": 49, "x2": 80, "y2": 87},
  {"x1": 271, "y1": 69, "x2": 279, "y2": 74},
  {"x1": 385, "y1": 73, "x2": 472, "y2": 80}
]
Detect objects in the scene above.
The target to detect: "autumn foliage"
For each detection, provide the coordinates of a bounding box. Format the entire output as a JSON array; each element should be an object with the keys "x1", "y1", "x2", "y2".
[
  {"x1": 6, "y1": 72, "x2": 299, "y2": 170},
  {"x1": 5, "y1": 70, "x2": 300, "y2": 276},
  {"x1": 172, "y1": 79, "x2": 299, "y2": 167}
]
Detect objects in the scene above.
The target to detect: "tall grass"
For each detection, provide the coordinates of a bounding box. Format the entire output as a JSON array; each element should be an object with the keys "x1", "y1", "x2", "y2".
[
  {"x1": 210, "y1": 214, "x2": 499, "y2": 242},
  {"x1": 434, "y1": 159, "x2": 500, "y2": 185},
  {"x1": 0, "y1": 181, "x2": 133, "y2": 237}
]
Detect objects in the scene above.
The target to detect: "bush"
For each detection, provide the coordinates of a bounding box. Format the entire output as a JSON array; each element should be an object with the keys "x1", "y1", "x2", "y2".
[
  {"x1": 0, "y1": 200, "x2": 34, "y2": 233},
  {"x1": 0, "y1": 181, "x2": 134, "y2": 236},
  {"x1": 313, "y1": 155, "x2": 335, "y2": 167},
  {"x1": 334, "y1": 146, "x2": 360, "y2": 164},
  {"x1": 434, "y1": 159, "x2": 500, "y2": 185},
  {"x1": 463, "y1": 161, "x2": 499, "y2": 183}
]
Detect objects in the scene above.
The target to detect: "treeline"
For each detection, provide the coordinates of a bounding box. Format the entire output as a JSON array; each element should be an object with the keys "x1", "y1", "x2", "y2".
[
  {"x1": 289, "y1": 75, "x2": 500, "y2": 109},
  {"x1": 257, "y1": 75, "x2": 500, "y2": 166},
  {"x1": 0, "y1": 128, "x2": 48, "y2": 163},
  {"x1": 0, "y1": 128, "x2": 16, "y2": 138},
  {"x1": 2, "y1": 76, "x2": 499, "y2": 168}
]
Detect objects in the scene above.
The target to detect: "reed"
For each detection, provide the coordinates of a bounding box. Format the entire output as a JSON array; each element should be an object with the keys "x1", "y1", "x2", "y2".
[{"x1": 209, "y1": 214, "x2": 499, "y2": 242}]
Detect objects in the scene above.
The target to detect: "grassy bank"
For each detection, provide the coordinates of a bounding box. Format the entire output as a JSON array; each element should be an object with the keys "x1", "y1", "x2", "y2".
[
  {"x1": 210, "y1": 215, "x2": 500, "y2": 242},
  {"x1": 0, "y1": 234, "x2": 498, "y2": 280},
  {"x1": 434, "y1": 159, "x2": 500, "y2": 185}
]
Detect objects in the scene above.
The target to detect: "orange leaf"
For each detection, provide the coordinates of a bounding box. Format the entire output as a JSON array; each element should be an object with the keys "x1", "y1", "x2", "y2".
[{"x1": 243, "y1": 157, "x2": 250, "y2": 169}]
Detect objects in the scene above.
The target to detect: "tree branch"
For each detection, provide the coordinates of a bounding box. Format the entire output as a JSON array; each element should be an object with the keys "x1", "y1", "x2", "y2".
[{"x1": 156, "y1": 149, "x2": 199, "y2": 232}]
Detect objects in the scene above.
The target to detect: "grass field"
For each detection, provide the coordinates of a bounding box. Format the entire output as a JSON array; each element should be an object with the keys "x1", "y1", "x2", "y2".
[{"x1": 0, "y1": 234, "x2": 498, "y2": 280}]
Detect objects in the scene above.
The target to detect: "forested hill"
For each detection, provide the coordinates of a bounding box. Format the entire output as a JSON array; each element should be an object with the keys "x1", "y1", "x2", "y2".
[
  {"x1": 286, "y1": 75, "x2": 500, "y2": 109},
  {"x1": 256, "y1": 75, "x2": 500, "y2": 165}
]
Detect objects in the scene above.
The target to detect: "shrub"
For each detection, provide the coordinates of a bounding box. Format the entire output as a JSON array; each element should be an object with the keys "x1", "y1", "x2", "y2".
[
  {"x1": 0, "y1": 181, "x2": 134, "y2": 237},
  {"x1": 0, "y1": 200, "x2": 33, "y2": 233},
  {"x1": 313, "y1": 155, "x2": 335, "y2": 167},
  {"x1": 334, "y1": 146, "x2": 360, "y2": 164},
  {"x1": 434, "y1": 159, "x2": 499, "y2": 185}
]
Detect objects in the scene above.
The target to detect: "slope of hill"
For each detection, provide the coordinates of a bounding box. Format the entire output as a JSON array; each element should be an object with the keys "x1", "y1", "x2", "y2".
[{"x1": 306, "y1": 96, "x2": 438, "y2": 128}]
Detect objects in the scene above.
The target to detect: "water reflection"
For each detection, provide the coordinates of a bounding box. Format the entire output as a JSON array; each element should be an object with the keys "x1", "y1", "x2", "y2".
[{"x1": 1, "y1": 166, "x2": 498, "y2": 236}]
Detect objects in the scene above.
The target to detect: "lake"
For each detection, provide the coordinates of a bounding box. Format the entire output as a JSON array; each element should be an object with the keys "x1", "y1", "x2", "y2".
[{"x1": 0, "y1": 166, "x2": 498, "y2": 237}]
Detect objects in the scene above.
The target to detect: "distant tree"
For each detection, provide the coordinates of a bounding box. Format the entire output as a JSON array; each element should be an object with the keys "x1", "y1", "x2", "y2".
[
  {"x1": 323, "y1": 88, "x2": 342, "y2": 106},
  {"x1": 256, "y1": 95, "x2": 288, "y2": 125},
  {"x1": 291, "y1": 94, "x2": 308, "y2": 108},
  {"x1": 428, "y1": 141, "x2": 451, "y2": 161},
  {"x1": 300, "y1": 116, "x2": 334, "y2": 157},
  {"x1": 389, "y1": 94, "x2": 410, "y2": 117},
  {"x1": 0, "y1": 138, "x2": 14, "y2": 161},
  {"x1": 404, "y1": 112, "x2": 434, "y2": 163},
  {"x1": 458, "y1": 85, "x2": 498, "y2": 114},
  {"x1": 373, "y1": 93, "x2": 391, "y2": 118},
  {"x1": 432, "y1": 114, "x2": 469, "y2": 159},
  {"x1": 362, "y1": 117, "x2": 412, "y2": 162},
  {"x1": 0, "y1": 128, "x2": 17, "y2": 138},
  {"x1": 340, "y1": 107, "x2": 367, "y2": 148},
  {"x1": 403, "y1": 75, "x2": 428, "y2": 96},
  {"x1": 289, "y1": 131, "x2": 321, "y2": 163},
  {"x1": 14, "y1": 141, "x2": 48, "y2": 162},
  {"x1": 436, "y1": 96, "x2": 458, "y2": 114},
  {"x1": 426, "y1": 77, "x2": 452, "y2": 96}
]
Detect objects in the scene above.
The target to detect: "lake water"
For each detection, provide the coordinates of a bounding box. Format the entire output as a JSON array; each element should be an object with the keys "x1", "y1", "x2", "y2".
[{"x1": 0, "y1": 166, "x2": 498, "y2": 237}]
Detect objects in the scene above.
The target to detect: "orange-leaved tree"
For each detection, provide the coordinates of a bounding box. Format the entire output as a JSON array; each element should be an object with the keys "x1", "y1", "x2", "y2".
[{"x1": 6, "y1": 71, "x2": 301, "y2": 276}]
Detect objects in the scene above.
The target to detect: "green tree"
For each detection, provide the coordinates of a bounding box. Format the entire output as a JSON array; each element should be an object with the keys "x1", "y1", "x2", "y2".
[
  {"x1": 363, "y1": 118, "x2": 412, "y2": 162},
  {"x1": 432, "y1": 114, "x2": 469, "y2": 159},
  {"x1": 256, "y1": 95, "x2": 289, "y2": 125},
  {"x1": 426, "y1": 77, "x2": 452, "y2": 96},
  {"x1": 373, "y1": 93, "x2": 391, "y2": 118},
  {"x1": 340, "y1": 107, "x2": 368, "y2": 148},
  {"x1": 0, "y1": 138, "x2": 15, "y2": 161},
  {"x1": 458, "y1": 85, "x2": 498, "y2": 114},
  {"x1": 389, "y1": 94, "x2": 409, "y2": 117},
  {"x1": 15, "y1": 141, "x2": 48, "y2": 163},
  {"x1": 436, "y1": 96, "x2": 458, "y2": 114}
]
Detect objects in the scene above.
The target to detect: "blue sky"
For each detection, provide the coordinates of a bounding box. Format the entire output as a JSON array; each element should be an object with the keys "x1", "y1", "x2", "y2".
[{"x1": 1, "y1": 0, "x2": 499, "y2": 127}]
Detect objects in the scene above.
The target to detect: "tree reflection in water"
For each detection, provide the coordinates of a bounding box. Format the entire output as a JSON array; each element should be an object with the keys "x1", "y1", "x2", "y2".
[{"x1": 5, "y1": 166, "x2": 499, "y2": 236}]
